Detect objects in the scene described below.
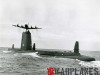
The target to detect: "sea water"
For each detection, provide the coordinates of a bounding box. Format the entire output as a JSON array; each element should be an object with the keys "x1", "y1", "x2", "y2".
[{"x1": 0, "y1": 48, "x2": 100, "y2": 75}]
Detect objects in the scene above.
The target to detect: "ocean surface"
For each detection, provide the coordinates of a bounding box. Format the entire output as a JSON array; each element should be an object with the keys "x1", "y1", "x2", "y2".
[{"x1": 0, "y1": 48, "x2": 100, "y2": 75}]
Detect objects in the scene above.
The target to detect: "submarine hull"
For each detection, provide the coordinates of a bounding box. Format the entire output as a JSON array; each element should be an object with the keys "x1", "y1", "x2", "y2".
[
  {"x1": 8, "y1": 48, "x2": 95, "y2": 61},
  {"x1": 36, "y1": 50, "x2": 95, "y2": 61}
]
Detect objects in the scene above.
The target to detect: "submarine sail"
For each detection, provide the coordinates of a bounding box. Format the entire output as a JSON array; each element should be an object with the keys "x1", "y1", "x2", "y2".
[{"x1": 21, "y1": 30, "x2": 32, "y2": 50}]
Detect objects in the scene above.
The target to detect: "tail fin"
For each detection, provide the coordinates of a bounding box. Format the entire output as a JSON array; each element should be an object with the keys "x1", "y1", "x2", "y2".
[
  {"x1": 33, "y1": 43, "x2": 35, "y2": 50},
  {"x1": 12, "y1": 44, "x2": 14, "y2": 49},
  {"x1": 74, "y1": 41, "x2": 79, "y2": 54}
]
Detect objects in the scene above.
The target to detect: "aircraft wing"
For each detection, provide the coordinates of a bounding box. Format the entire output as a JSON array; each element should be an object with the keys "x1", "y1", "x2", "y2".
[
  {"x1": 12, "y1": 24, "x2": 42, "y2": 29},
  {"x1": 12, "y1": 25, "x2": 26, "y2": 29},
  {"x1": 12, "y1": 25, "x2": 17, "y2": 27},
  {"x1": 28, "y1": 28, "x2": 42, "y2": 29}
]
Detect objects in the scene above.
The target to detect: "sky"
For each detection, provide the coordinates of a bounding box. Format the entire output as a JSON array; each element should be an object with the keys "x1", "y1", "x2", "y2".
[{"x1": 0, "y1": 0, "x2": 100, "y2": 51}]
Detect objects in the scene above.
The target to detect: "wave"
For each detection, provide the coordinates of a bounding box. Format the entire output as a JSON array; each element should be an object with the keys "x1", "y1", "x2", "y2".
[
  {"x1": 14, "y1": 52, "x2": 41, "y2": 58},
  {"x1": 79, "y1": 61, "x2": 100, "y2": 67},
  {"x1": 22, "y1": 52, "x2": 41, "y2": 58},
  {"x1": 3, "y1": 50, "x2": 12, "y2": 53}
]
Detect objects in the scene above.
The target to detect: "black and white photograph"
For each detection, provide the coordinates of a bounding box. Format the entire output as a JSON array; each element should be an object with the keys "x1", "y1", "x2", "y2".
[{"x1": 0, "y1": 0, "x2": 100, "y2": 75}]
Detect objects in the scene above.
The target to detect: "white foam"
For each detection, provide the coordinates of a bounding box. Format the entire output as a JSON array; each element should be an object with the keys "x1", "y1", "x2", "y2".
[
  {"x1": 3, "y1": 50, "x2": 12, "y2": 53},
  {"x1": 14, "y1": 53, "x2": 22, "y2": 56},
  {"x1": 22, "y1": 52, "x2": 41, "y2": 58},
  {"x1": 79, "y1": 61, "x2": 100, "y2": 67}
]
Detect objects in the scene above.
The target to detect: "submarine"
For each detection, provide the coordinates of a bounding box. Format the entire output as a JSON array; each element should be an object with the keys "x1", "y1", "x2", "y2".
[{"x1": 8, "y1": 24, "x2": 95, "y2": 61}]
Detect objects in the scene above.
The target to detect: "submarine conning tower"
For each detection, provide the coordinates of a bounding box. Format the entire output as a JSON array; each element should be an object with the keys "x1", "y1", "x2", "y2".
[
  {"x1": 74, "y1": 41, "x2": 80, "y2": 55},
  {"x1": 12, "y1": 24, "x2": 42, "y2": 50},
  {"x1": 21, "y1": 30, "x2": 32, "y2": 50}
]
